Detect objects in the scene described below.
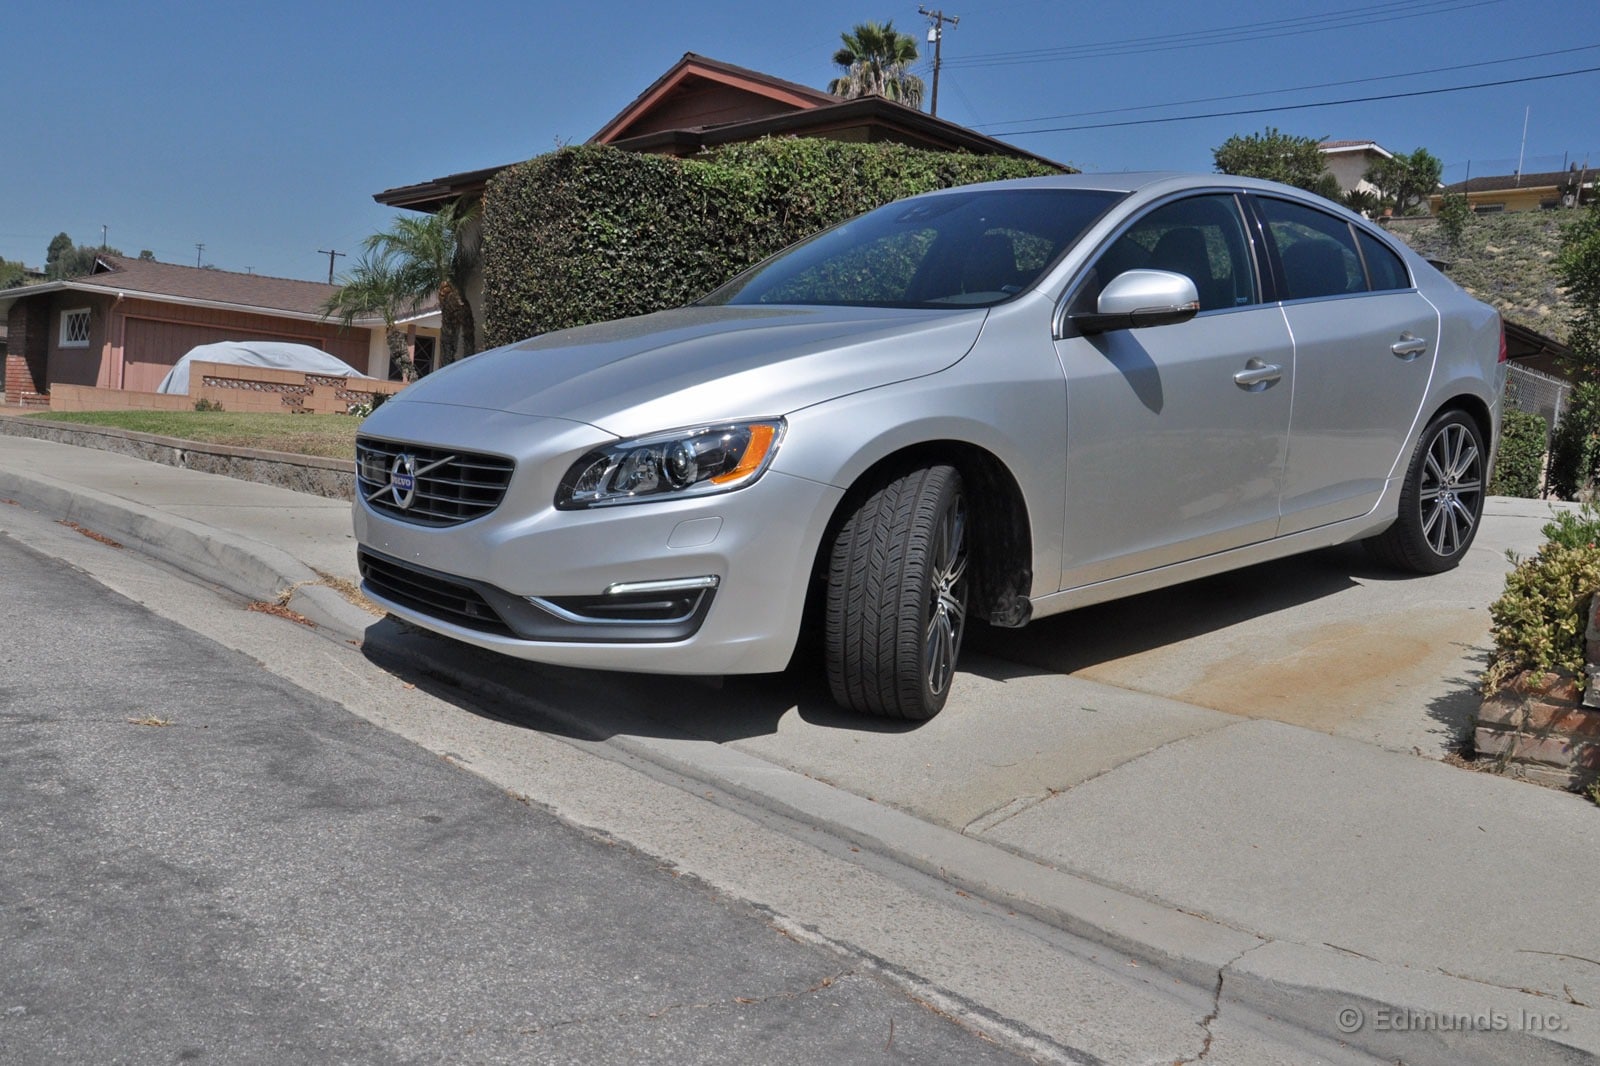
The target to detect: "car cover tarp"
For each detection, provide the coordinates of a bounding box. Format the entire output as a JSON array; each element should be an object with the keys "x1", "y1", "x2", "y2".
[{"x1": 156, "y1": 341, "x2": 369, "y2": 394}]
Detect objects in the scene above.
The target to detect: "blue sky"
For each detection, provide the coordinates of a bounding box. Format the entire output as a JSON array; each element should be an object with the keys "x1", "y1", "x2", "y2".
[{"x1": 4, "y1": 0, "x2": 1595, "y2": 282}]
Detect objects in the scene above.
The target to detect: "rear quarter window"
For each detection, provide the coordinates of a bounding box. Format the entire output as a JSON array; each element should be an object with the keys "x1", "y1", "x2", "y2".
[{"x1": 1356, "y1": 230, "x2": 1412, "y2": 292}]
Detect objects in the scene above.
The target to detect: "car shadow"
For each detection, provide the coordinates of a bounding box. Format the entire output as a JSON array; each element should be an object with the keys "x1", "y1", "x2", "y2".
[
  {"x1": 964, "y1": 542, "x2": 1406, "y2": 679},
  {"x1": 358, "y1": 541, "x2": 1436, "y2": 745}
]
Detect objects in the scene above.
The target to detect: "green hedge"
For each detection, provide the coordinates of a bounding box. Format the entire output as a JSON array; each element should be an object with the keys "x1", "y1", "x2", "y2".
[
  {"x1": 1489, "y1": 409, "x2": 1549, "y2": 498},
  {"x1": 481, "y1": 139, "x2": 1061, "y2": 348}
]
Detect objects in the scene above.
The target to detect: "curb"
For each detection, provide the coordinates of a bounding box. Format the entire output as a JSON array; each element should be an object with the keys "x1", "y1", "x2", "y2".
[
  {"x1": 0, "y1": 414, "x2": 355, "y2": 500},
  {"x1": 0, "y1": 464, "x2": 375, "y2": 641},
  {"x1": 3, "y1": 445, "x2": 1595, "y2": 1064}
]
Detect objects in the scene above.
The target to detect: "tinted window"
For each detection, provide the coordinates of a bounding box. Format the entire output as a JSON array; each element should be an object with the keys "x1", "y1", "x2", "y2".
[
  {"x1": 1074, "y1": 194, "x2": 1258, "y2": 314},
  {"x1": 1357, "y1": 230, "x2": 1411, "y2": 292},
  {"x1": 702, "y1": 188, "x2": 1123, "y2": 310},
  {"x1": 1258, "y1": 197, "x2": 1365, "y2": 300}
]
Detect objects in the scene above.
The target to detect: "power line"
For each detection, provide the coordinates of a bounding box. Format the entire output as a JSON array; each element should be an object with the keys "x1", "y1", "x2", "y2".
[
  {"x1": 941, "y1": 0, "x2": 1504, "y2": 69},
  {"x1": 975, "y1": 43, "x2": 1600, "y2": 131},
  {"x1": 994, "y1": 64, "x2": 1600, "y2": 137}
]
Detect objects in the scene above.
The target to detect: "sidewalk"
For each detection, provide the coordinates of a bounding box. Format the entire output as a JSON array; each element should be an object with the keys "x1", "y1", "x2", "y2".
[{"x1": 3, "y1": 427, "x2": 1598, "y2": 1065}]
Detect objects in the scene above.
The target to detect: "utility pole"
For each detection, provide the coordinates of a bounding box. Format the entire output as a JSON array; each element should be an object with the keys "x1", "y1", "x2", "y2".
[
  {"x1": 318, "y1": 248, "x2": 345, "y2": 284},
  {"x1": 918, "y1": 6, "x2": 958, "y2": 117},
  {"x1": 195, "y1": 243, "x2": 205, "y2": 268}
]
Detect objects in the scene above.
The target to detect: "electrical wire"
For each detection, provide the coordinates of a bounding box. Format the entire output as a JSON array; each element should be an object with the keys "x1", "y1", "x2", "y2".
[
  {"x1": 939, "y1": 0, "x2": 1505, "y2": 68},
  {"x1": 973, "y1": 43, "x2": 1600, "y2": 131},
  {"x1": 994, "y1": 64, "x2": 1600, "y2": 136}
]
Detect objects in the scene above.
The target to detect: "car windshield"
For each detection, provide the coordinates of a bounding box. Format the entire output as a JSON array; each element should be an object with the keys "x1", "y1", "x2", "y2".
[{"x1": 700, "y1": 187, "x2": 1125, "y2": 310}]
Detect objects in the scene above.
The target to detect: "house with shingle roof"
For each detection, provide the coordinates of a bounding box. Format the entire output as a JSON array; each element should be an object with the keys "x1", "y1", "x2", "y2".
[
  {"x1": 1318, "y1": 140, "x2": 1395, "y2": 198},
  {"x1": 1429, "y1": 163, "x2": 1595, "y2": 214},
  {"x1": 1, "y1": 255, "x2": 438, "y2": 407},
  {"x1": 375, "y1": 52, "x2": 1063, "y2": 215}
]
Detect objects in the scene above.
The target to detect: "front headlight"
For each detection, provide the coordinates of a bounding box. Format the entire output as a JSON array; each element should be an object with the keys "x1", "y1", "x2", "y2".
[{"x1": 555, "y1": 419, "x2": 786, "y2": 509}]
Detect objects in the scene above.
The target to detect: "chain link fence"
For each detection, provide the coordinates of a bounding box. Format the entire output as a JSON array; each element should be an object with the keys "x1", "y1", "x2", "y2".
[
  {"x1": 1502, "y1": 363, "x2": 1571, "y2": 498},
  {"x1": 1504, "y1": 362, "x2": 1572, "y2": 432}
]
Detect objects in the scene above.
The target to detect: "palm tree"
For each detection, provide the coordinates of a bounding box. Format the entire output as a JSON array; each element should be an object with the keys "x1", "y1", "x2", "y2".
[
  {"x1": 365, "y1": 199, "x2": 481, "y2": 367},
  {"x1": 828, "y1": 21, "x2": 925, "y2": 110},
  {"x1": 322, "y1": 250, "x2": 421, "y2": 381}
]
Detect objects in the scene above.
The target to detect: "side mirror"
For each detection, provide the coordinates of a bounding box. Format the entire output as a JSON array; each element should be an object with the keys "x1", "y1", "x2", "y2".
[{"x1": 1071, "y1": 269, "x2": 1200, "y2": 335}]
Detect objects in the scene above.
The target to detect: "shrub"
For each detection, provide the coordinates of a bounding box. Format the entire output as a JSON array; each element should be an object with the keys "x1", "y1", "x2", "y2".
[
  {"x1": 1547, "y1": 380, "x2": 1600, "y2": 499},
  {"x1": 1541, "y1": 499, "x2": 1600, "y2": 549},
  {"x1": 1482, "y1": 538, "x2": 1600, "y2": 694},
  {"x1": 1489, "y1": 409, "x2": 1548, "y2": 498},
  {"x1": 1436, "y1": 192, "x2": 1472, "y2": 246},
  {"x1": 193, "y1": 398, "x2": 223, "y2": 412},
  {"x1": 480, "y1": 139, "x2": 1060, "y2": 348}
]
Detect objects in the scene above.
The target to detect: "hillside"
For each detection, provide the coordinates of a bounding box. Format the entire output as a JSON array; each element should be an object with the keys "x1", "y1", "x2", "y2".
[{"x1": 1386, "y1": 210, "x2": 1572, "y2": 344}]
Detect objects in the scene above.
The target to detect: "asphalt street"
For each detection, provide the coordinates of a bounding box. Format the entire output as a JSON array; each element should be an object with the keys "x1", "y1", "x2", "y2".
[{"x1": 0, "y1": 529, "x2": 1024, "y2": 1066}]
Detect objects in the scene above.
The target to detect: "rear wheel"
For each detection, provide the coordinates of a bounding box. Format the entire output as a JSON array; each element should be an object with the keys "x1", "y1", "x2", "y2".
[
  {"x1": 1366, "y1": 410, "x2": 1485, "y2": 574},
  {"x1": 825, "y1": 466, "x2": 969, "y2": 719}
]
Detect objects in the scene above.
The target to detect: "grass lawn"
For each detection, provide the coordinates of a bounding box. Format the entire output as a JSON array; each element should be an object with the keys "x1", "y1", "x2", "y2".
[{"x1": 26, "y1": 410, "x2": 362, "y2": 460}]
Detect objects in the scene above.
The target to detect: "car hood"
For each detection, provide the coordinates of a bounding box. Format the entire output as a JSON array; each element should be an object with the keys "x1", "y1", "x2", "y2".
[{"x1": 386, "y1": 305, "x2": 988, "y2": 438}]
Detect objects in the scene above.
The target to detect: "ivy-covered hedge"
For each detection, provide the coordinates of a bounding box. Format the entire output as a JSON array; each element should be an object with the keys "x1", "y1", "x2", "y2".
[
  {"x1": 481, "y1": 139, "x2": 1061, "y2": 347},
  {"x1": 1489, "y1": 409, "x2": 1549, "y2": 499}
]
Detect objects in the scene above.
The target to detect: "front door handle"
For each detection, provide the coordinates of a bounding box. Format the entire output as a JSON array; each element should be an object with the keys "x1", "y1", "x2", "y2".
[
  {"x1": 1233, "y1": 358, "x2": 1283, "y2": 391},
  {"x1": 1392, "y1": 333, "x2": 1429, "y2": 360}
]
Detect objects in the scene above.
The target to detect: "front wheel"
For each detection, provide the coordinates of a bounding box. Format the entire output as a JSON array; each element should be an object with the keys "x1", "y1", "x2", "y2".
[
  {"x1": 825, "y1": 465, "x2": 970, "y2": 719},
  {"x1": 1366, "y1": 410, "x2": 1486, "y2": 574}
]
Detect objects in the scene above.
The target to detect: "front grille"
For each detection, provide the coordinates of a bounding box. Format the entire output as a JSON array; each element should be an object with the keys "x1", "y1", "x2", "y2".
[
  {"x1": 356, "y1": 437, "x2": 515, "y2": 526},
  {"x1": 358, "y1": 550, "x2": 514, "y2": 636}
]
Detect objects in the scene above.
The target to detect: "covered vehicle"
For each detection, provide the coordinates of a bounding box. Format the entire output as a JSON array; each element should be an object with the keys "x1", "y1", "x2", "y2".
[
  {"x1": 157, "y1": 341, "x2": 369, "y2": 395},
  {"x1": 352, "y1": 173, "x2": 1506, "y2": 720}
]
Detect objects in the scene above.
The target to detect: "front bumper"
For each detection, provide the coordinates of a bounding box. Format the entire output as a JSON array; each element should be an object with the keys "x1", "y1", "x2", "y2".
[{"x1": 354, "y1": 462, "x2": 842, "y2": 676}]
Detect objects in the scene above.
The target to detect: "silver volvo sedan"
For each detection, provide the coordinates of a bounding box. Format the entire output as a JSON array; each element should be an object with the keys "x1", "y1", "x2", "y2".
[{"x1": 353, "y1": 173, "x2": 1505, "y2": 720}]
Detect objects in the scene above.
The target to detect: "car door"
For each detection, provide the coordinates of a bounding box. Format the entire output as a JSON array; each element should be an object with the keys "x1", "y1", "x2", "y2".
[
  {"x1": 1253, "y1": 196, "x2": 1440, "y2": 535},
  {"x1": 1054, "y1": 192, "x2": 1295, "y2": 589}
]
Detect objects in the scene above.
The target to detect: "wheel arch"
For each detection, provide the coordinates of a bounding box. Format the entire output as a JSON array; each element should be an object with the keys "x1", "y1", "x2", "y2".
[
  {"x1": 1434, "y1": 392, "x2": 1494, "y2": 455},
  {"x1": 810, "y1": 440, "x2": 1035, "y2": 629}
]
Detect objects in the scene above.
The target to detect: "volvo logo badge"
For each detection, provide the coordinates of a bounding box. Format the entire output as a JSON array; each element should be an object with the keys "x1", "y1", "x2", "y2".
[{"x1": 390, "y1": 454, "x2": 418, "y2": 510}]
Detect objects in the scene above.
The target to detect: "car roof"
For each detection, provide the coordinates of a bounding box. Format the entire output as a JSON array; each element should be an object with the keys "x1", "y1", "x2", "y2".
[{"x1": 933, "y1": 171, "x2": 1314, "y2": 197}]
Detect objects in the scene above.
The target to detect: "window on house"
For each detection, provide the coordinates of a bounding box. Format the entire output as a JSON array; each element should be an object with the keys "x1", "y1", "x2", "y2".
[{"x1": 60, "y1": 308, "x2": 91, "y2": 348}]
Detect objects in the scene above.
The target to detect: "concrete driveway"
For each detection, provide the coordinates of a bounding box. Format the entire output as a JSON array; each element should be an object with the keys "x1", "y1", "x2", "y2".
[{"x1": 447, "y1": 496, "x2": 1557, "y2": 837}]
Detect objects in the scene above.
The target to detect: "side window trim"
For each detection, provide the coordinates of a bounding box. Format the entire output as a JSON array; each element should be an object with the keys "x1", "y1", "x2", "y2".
[
  {"x1": 1249, "y1": 193, "x2": 1380, "y2": 304},
  {"x1": 1053, "y1": 190, "x2": 1264, "y2": 338}
]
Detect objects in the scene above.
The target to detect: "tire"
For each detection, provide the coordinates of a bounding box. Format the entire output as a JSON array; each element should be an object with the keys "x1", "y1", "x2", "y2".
[
  {"x1": 1366, "y1": 410, "x2": 1486, "y2": 574},
  {"x1": 825, "y1": 465, "x2": 970, "y2": 719}
]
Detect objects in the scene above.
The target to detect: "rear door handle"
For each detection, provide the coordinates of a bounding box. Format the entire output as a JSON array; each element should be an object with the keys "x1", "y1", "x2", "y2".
[
  {"x1": 1233, "y1": 358, "x2": 1283, "y2": 390},
  {"x1": 1392, "y1": 333, "x2": 1429, "y2": 360}
]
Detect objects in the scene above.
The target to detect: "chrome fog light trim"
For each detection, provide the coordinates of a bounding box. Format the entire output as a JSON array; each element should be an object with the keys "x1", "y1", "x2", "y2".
[{"x1": 604, "y1": 576, "x2": 720, "y2": 596}]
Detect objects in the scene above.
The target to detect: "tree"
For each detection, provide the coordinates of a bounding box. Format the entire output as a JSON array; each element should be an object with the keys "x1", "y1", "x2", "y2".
[
  {"x1": 1363, "y1": 147, "x2": 1442, "y2": 217},
  {"x1": 0, "y1": 256, "x2": 24, "y2": 289},
  {"x1": 44, "y1": 231, "x2": 118, "y2": 280},
  {"x1": 1558, "y1": 200, "x2": 1600, "y2": 374},
  {"x1": 1212, "y1": 128, "x2": 1337, "y2": 193},
  {"x1": 45, "y1": 233, "x2": 72, "y2": 277},
  {"x1": 322, "y1": 250, "x2": 422, "y2": 381},
  {"x1": 828, "y1": 21, "x2": 925, "y2": 109},
  {"x1": 364, "y1": 200, "x2": 480, "y2": 367}
]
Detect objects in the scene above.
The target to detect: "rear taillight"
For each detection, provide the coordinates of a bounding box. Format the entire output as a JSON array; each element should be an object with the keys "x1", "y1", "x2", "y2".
[{"x1": 1498, "y1": 316, "x2": 1508, "y2": 363}]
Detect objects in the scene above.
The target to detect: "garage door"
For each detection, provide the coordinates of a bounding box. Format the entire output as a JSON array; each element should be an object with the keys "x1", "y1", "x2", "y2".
[
  {"x1": 121, "y1": 319, "x2": 363, "y2": 393},
  {"x1": 124, "y1": 320, "x2": 267, "y2": 392}
]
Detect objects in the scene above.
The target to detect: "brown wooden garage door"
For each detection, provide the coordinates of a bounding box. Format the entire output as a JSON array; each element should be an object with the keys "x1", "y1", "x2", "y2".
[{"x1": 121, "y1": 319, "x2": 363, "y2": 393}]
